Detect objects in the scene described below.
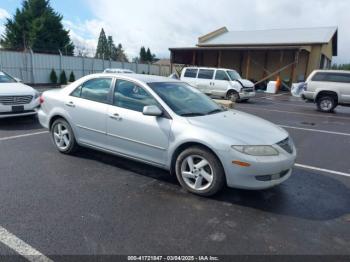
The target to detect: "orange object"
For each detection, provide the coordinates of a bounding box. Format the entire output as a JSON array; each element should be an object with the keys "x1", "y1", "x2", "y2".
[
  {"x1": 232, "y1": 160, "x2": 251, "y2": 167},
  {"x1": 276, "y1": 76, "x2": 282, "y2": 92}
]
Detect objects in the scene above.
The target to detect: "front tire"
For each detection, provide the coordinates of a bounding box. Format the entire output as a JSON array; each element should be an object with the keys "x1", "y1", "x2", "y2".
[
  {"x1": 226, "y1": 90, "x2": 240, "y2": 102},
  {"x1": 317, "y1": 96, "x2": 337, "y2": 113},
  {"x1": 175, "y1": 146, "x2": 225, "y2": 197},
  {"x1": 51, "y1": 118, "x2": 78, "y2": 154}
]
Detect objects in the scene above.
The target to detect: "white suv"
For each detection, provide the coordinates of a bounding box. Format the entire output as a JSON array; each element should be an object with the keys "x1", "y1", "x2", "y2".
[
  {"x1": 0, "y1": 71, "x2": 40, "y2": 118},
  {"x1": 302, "y1": 70, "x2": 350, "y2": 112},
  {"x1": 180, "y1": 67, "x2": 255, "y2": 102}
]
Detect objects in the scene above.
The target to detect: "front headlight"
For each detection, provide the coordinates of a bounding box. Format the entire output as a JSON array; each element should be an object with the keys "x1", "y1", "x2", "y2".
[
  {"x1": 232, "y1": 145, "x2": 279, "y2": 156},
  {"x1": 34, "y1": 91, "x2": 40, "y2": 99}
]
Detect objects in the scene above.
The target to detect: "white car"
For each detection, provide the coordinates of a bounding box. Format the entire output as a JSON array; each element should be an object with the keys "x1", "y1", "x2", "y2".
[
  {"x1": 0, "y1": 71, "x2": 40, "y2": 118},
  {"x1": 103, "y1": 68, "x2": 135, "y2": 74},
  {"x1": 301, "y1": 70, "x2": 350, "y2": 112},
  {"x1": 38, "y1": 73, "x2": 296, "y2": 196},
  {"x1": 180, "y1": 67, "x2": 256, "y2": 102}
]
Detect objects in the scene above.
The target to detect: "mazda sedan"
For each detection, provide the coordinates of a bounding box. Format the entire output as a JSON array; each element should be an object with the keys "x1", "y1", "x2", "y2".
[{"x1": 38, "y1": 73, "x2": 296, "y2": 196}]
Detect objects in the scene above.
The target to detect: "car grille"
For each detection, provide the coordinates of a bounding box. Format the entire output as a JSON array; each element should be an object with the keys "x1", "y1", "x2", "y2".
[
  {"x1": 0, "y1": 95, "x2": 33, "y2": 105},
  {"x1": 277, "y1": 137, "x2": 293, "y2": 154},
  {"x1": 255, "y1": 169, "x2": 290, "y2": 182},
  {"x1": 242, "y1": 87, "x2": 254, "y2": 92}
]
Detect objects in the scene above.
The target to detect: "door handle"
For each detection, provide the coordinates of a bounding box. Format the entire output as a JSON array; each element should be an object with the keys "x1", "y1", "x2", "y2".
[
  {"x1": 109, "y1": 113, "x2": 122, "y2": 120},
  {"x1": 65, "y1": 101, "x2": 75, "y2": 108}
]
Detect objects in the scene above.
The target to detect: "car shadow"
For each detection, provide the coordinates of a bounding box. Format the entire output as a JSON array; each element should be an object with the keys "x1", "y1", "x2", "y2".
[
  {"x1": 0, "y1": 116, "x2": 43, "y2": 131},
  {"x1": 73, "y1": 147, "x2": 350, "y2": 222}
]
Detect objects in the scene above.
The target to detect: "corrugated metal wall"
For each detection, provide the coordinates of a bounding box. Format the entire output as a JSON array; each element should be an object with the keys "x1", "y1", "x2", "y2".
[{"x1": 0, "y1": 50, "x2": 171, "y2": 84}]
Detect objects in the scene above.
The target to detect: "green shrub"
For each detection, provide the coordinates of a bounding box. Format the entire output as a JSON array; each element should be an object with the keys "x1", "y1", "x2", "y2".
[
  {"x1": 69, "y1": 71, "x2": 75, "y2": 82},
  {"x1": 60, "y1": 70, "x2": 67, "y2": 85},
  {"x1": 50, "y1": 69, "x2": 57, "y2": 84}
]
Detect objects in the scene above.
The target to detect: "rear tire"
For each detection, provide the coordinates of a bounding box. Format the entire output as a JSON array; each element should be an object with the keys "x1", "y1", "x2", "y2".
[
  {"x1": 51, "y1": 118, "x2": 78, "y2": 154},
  {"x1": 317, "y1": 96, "x2": 337, "y2": 113},
  {"x1": 175, "y1": 146, "x2": 225, "y2": 197}
]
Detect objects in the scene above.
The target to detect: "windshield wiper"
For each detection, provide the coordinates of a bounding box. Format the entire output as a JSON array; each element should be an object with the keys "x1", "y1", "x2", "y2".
[
  {"x1": 206, "y1": 109, "x2": 225, "y2": 115},
  {"x1": 180, "y1": 112, "x2": 205, "y2": 117}
]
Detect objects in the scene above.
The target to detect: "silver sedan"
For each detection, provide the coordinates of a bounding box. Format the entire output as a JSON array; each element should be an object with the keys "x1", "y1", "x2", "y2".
[{"x1": 38, "y1": 73, "x2": 296, "y2": 196}]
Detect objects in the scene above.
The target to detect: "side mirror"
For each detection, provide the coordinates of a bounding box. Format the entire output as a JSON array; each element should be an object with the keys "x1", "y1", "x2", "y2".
[
  {"x1": 14, "y1": 77, "x2": 22, "y2": 83},
  {"x1": 143, "y1": 105, "x2": 163, "y2": 116}
]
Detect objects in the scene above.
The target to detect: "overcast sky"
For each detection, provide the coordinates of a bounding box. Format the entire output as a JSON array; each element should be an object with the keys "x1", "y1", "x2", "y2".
[{"x1": 0, "y1": 0, "x2": 349, "y2": 63}]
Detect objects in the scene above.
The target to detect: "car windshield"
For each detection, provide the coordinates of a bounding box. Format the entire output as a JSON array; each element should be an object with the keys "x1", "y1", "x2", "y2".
[
  {"x1": 148, "y1": 82, "x2": 226, "y2": 117},
  {"x1": 0, "y1": 71, "x2": 16, "y2": 83},
  {"x1": 226, "y1": 70, "x2": 242, "y2": 81}
]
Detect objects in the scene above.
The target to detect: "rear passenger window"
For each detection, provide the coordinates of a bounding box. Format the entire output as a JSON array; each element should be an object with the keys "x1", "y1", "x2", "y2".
[
  {"x1": 71, "y1": 78, "x2": 112, "y2": 103},
  {"x1": 184, "y1": 69, "x2": 198, "y2": 78},
  {"x1": 312, "y1": 73, "x2": 350, "y2": 83},
  {"x1": 198, "y1": 69, "x2": 214, "y2": 80},
  {"x1": 215, "y1": 70, "x2": 230, "y2": 81}
]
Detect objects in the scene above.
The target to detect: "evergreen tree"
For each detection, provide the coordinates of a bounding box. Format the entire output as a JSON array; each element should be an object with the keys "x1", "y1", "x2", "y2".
[
  {"x1": 116, "y1": 43, "x2": 128, "y2": 62},
  {"x1": 139, "y1": 47, "x2": 147, "y2": 63},
  {"x1": 146, "y1": 48, "x2": 153, "y2": 63},
  {"x1": 59, "y1": 70, "x2": 67, "y2": 84},
  {"x1": 50, "y1": 69, "x2": 57, "y2": 83},
  {"x1": 95, "y1": 28, "x2": 109, "y2": 59},
  {"x1": 69, "y1": 71, "x2": 75, "y2": 82},
  {"x1": 1, "y1": 0, "x2": 74, "y2": 54}
]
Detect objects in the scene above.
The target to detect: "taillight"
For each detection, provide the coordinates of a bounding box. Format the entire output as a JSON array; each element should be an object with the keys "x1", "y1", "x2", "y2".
[{"x1": 39, "y1": 95, "x2": 44, "y2": 104}]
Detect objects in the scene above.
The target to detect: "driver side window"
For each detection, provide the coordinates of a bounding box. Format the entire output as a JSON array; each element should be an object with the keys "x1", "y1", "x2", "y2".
[
  {"x1": 114, "y1": 80, "x2": 159, "y2": 112},
  {"x1": 215, "y1": 70, "x2": 230, "y2": 81}
]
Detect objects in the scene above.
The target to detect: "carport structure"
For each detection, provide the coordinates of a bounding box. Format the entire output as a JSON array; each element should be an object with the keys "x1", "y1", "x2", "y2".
[{"x1": 169, "y1": 26, "x2": 338, "y2": 86}]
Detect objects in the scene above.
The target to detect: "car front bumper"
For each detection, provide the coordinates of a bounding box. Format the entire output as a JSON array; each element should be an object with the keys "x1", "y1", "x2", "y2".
[
  {"x1": 0, "y1": 98, "x2": 40, "y2": 118},
  {"x1": 301, "y1": 91, "x2": 315, "y2": 101},
  {"x1": 218, "y1": 145, "x2": 296, "y2": 190},
  {"x1": 239, "y1": 91, "x2": 256, "y2": 99}
]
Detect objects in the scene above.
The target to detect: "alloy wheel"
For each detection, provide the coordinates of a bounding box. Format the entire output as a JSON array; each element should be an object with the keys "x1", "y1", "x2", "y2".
[
  {"x1": 180, "y1": 155, "x2": 214, "y2": 191},
  {"x1": 53, "y1": 122, "x2": 71, "y2": 151},
  {"x1": 320, "y1": 99, "x2": 333, "y2": 111}
]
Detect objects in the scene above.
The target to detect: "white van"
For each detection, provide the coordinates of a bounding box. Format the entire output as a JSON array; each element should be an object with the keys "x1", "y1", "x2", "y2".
[{"x1": 180, "y1": 67, "x2": 255, "y2": 102}]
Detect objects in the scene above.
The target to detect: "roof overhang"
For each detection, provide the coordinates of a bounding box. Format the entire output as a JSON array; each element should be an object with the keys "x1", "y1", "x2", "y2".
[{"x1": 169, "y1": 46, "x2": 305, "y2": 52}]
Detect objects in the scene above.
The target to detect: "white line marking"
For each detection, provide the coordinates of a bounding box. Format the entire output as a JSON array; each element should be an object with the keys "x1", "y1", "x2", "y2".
[
  {"x1": 0, "y1": 226, "x2": 53, "y2": 262},
  {"x1": 0, "y1": 131, "x2": 49, "y2": 142},
  {"x1": 295, "y1": 163, "x2": 350, "y2": 178},
  {"x1": 263, "y1": 100, "x2": 314, "y2": 108},
  {"x1": 279, "y1": 125, "x2": 350, "y2": 137},
  {"x1": 238, "y1": 106, "x2": 350, "y2": 121},
  {"x1": 254, "y1": 93, "x2": 288, "y2": 99}
]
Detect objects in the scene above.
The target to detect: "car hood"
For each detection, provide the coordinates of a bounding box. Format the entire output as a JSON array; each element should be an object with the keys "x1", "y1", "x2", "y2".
[
  {"x1": 0, "y1": 83, "x2": 35, "y2": 95},
  {"x1": 187, "y1": 110, "x2": 288, "y2": 145},
  {"x1": 236, "y1": 79, "x2": 255, "y2": 88}
]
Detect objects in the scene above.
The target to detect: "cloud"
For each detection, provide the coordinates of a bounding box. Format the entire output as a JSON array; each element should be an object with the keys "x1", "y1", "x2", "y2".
[
  {"x1": 0, "y1": 8, "x2": 10, "y2": 37},
  {"x1": 67, "y1": 0, "x2": 349, "y2": 62},
  {"x1": 0, "y1": 8, "x2": 10, "y2": 20}
]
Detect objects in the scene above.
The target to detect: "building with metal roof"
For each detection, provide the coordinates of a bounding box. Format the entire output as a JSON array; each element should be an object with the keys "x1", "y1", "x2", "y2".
[{"x1": 170, "y1": 26, "x2": 338, "y2": 86}]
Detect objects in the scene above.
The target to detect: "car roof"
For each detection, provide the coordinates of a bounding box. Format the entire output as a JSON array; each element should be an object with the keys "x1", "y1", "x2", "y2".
[
  {"x1": 91, "y1": 73, "x2": 179, "y2": 84},
  {"x1": 313, "y1": 70, "x2": 350, "y2": 74},
  {"x1": 183, "y1": 67, "x2": 236, "y2": 71},
  {"x1": 104, "y1": 68, "x2": 133, "y2": 72}
]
